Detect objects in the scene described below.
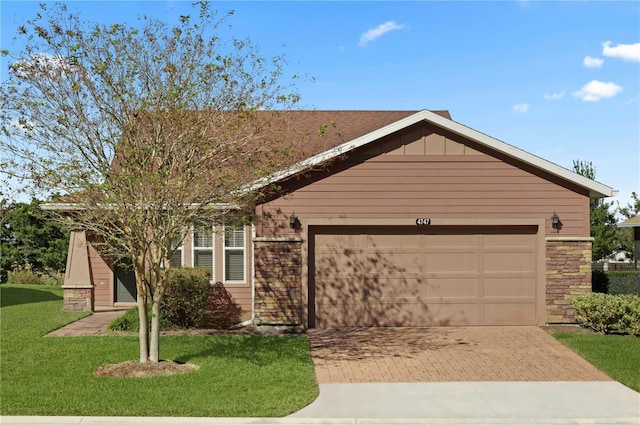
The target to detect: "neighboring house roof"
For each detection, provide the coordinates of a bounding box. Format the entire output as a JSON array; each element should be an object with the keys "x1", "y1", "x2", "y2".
[
  {"x1": 618, "y1": 215, "x2": 640, "y2": 228},
  {"x1": 253, "y1": 109, "x2": 616, "y2": 199}
]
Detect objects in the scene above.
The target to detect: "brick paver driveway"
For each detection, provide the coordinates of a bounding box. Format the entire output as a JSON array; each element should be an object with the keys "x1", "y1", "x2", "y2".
[{"x1": 307, "y1": 327, "x2": 612, "y2": 383}]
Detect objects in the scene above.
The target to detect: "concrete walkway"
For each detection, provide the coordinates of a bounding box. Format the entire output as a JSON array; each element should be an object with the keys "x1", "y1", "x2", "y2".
[{"x1": 46, "y1": 310, "x2": 126, "y2": 336}]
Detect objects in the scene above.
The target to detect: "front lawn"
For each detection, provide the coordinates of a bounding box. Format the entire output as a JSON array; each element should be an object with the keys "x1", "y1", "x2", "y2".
[
  {"x1": 552, "y1": 331, "x2": 640, "y2": 392},
  {"x1": 0, "y1": 284, "x2": 319, "y2": 417}
]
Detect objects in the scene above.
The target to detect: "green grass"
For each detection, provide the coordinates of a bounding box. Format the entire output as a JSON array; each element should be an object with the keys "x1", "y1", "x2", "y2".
[
  {"x1": 0, "y1": 284, "x2": 319, "y2": 417},
  {"x1": 553, "y1": 331, "x2": 640, "y2": 392}
]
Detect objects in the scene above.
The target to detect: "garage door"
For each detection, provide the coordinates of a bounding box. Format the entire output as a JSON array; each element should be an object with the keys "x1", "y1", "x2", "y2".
[{"x1": 310, "y1": 225, "x2": 538, "y2": 327}]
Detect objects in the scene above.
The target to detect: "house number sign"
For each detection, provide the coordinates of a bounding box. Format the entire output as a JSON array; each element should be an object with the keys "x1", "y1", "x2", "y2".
[{"x1": 416, "y1": 218, "x2": 431, "y2": 225}]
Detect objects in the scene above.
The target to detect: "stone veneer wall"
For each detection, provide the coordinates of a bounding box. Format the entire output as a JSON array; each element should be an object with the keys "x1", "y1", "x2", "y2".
[
  {"x1": 63, "y1": 286, "x2": 93, "y2": 311},
  {"x1": 254, "y1": 238, "x2": 303, "y2": 325},
  {"x1": 546, "y1": 237, "x2": 593, "y2": 323}
]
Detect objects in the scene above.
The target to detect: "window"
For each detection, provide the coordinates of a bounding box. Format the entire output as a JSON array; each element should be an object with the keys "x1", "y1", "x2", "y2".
[
  {"x1": 193, "y1": 224, "x2": 214, "y2": 277},
  {"x1": 224, "y1": 225, "x2": 245, "y2": 282},
  {"x1": 169, "y1": 234, "x2": 184, "y2": 268},
  {"x1": 169, "y1": 246, "x2": 183, "y2": 268}
]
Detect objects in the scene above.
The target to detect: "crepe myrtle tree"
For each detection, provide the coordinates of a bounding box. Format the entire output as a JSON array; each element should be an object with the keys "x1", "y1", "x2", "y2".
[{"x1": 0, "y1": 2, "x2": 309, "y2": 363}]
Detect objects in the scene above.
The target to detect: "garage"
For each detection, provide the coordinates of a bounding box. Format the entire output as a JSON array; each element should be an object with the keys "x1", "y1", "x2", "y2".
[{"x1": 309, "y1": 225, "x2": 540, "y2": 327}]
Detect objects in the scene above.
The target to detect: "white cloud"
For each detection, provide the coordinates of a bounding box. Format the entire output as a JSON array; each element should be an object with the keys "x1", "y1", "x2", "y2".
[
  {"x1": 583, "y1": 56, "x2": 603, "y2": 68},
  {"x1": 573, "y1": 80, "x2": 622, "y2": 102},
  {"x1": 544, "y1": 91, "x2": 565, "y2": 100},
  {"x1": 358, "y1": 21, "x2": 405, "y2": 47},
  {"x1": 602, "y1": 41, "x2": 640, "y2": 62},
  {"x1": 513, "y1": 103, "x2": 529, "y2": 114}
]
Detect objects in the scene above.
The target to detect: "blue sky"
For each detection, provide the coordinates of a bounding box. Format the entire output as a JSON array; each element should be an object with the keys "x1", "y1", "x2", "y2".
[{"x1": 1, "y1": 1, "x2": 639, "y2": 209}]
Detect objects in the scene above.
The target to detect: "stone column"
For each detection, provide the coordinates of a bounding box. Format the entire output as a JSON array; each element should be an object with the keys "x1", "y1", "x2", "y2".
[
  {"x1": 546, "y1": 237, "x2": 592, "y2": 323},
  {"x1": 62, "y1": 230, "x2": 94, "y2": 311},
  {"x1": 253, "y1": 237, "x2": 302, "y2": 325}
]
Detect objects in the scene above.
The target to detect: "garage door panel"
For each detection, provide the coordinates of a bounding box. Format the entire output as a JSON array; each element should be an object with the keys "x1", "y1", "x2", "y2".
[
  {"x1": 427, "y1": 303, "x2": 482, "y2": 326},
  {"x1": 312, "y1": 225, "x2": 539, "y2": 327},
  {"x1": 484, "y1": 252, "x2": 536, "y2": 273},
  {"x1": 316, "y1": 301, "x2": 425, "y2": 327},
  {"x1": 484, "y1": 277, "x2": 536, "y2": 297},
  {"x1": 484, "y1": 232, "x2": 536, "y2": 247},
  {"x1": 367, "y1": 233, "x2": 421, "y2": 248},
  {"x1": 365, "y1": 252, "x2": 423, "y2": 274},
  {"x1": 424, "y1": 278, "x2": 479, "y2": 298},
  {"x1": 483, "y1": 303, "x2": 536, "y2": 325},
  {"x1": 426, "y1": 252, "x2": 478, "y2": 273}
]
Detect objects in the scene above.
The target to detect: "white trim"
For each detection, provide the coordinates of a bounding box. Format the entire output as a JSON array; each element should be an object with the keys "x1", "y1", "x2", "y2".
[
  {"x1": 250, "y1": 223, "x2": 256, "y2": 323},
  {"x1": 222, "y1": 223, "x2": 247, "y2": 284},
  {"x1": 191, "y1": 223, "x2": 215, "y2": 280},
  {"x1": 249, "y1": 110, "x2": 616, "y2": 199}
]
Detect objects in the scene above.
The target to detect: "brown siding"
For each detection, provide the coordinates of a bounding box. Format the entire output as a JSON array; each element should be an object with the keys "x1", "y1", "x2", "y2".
[
  {"x1": 258, "y1": 124, "x2": 590, "y2": 239},
  {"x1": 226, "y1": 286, "x2": 252, "y2": 313},
  {"x1": 88, "y1": 243, "x2": 113, "y2": 307}
]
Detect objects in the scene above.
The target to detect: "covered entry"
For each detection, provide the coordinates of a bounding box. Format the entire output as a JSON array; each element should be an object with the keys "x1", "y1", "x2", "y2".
[
  {"x1": 309, "y1": 225, "x2": 540, "y2": 327},
  {"x1": 114, "y1": 261, "x2": 136, "y2": 303}
]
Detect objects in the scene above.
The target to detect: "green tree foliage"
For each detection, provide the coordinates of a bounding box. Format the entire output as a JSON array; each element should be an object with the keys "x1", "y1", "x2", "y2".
[
  {"x1": 0, "y1": 199, "x2": 68, "y2": 283},
  {"x1": 617, "y1": 192, "x2": 639, "y2": 258},
  {"x1": 0, "y1": 2, "x2": 308, "y2": 363},
  {"x1": 572, "y1": 162, "x2": 640, "y2": 262},
  {"x1": 573, "y1": 160, "x2": 622, "y2": 261}
]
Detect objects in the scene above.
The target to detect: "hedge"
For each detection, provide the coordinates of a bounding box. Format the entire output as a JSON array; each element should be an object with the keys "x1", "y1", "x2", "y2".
[
  {"x1": 606, "y1": 271, "x2": 640, "y2": 295},
  {"x1": 572, "y1": 293, "x2": 640, "y2": 336}
]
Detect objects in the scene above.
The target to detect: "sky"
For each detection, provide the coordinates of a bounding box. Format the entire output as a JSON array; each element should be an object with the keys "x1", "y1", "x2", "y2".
[{"x1": 1, "y1": 0, "x2": 639, "y2": 211}]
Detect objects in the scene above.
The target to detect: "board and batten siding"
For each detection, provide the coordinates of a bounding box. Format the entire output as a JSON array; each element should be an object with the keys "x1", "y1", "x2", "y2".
[
  {"x1": 257, "y1": 123, "x2": 590, "y2": 238},
  {"x1": 88, "y1": 241, "x2": 113, "y2": 307}
]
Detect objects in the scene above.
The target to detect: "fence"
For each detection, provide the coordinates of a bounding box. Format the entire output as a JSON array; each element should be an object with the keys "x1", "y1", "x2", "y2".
[{"x1": 592, "y1": 262, "x2": 637, "y2": 272}]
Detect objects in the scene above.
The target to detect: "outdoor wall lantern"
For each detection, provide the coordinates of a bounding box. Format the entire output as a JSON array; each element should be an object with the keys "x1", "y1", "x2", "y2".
[
  {"x1": 289, "y1": 212, "x2": 298, "y2": 229},
  {"x1": 551, "y1": 211, "x2": 562, "y2": 233}
]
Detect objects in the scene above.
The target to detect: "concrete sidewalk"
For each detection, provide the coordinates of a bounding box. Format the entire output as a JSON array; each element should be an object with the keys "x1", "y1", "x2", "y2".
[{"x1": 3, "y1": 381, "x2": 639, "y2": 425}]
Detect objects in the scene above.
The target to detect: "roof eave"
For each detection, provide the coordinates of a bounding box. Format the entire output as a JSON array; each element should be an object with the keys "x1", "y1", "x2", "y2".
[{"x1": 251, "y1": 109, "x2": 617, "y2": 199}]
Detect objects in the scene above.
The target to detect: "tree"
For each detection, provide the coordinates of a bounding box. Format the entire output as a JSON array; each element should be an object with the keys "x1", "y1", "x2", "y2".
[
  {"x1": 616, "y1": 192, "x2": 640, "y2": 260},
  {"x1": 1, "y1": 2, "x2": 310, "y2": 363},
  {"x1": 573, "y1": 160, "x2": 619, "y2": 260},
  {"x1": 0, "y1": 199, "x2": 69, "y2": 283}
]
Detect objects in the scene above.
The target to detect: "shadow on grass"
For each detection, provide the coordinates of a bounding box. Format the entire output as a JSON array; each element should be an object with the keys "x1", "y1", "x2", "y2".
[
  {"x1": 0, "y1": 285, "x2": 62, "y2": 308},
  {"x1": 173, "y1": 335, "x2": 310, "y2": 366}
]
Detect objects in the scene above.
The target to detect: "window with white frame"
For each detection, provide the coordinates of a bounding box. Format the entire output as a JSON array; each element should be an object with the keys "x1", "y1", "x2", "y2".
[
  {"x1": 224, "y1": 225, "x2": 245, "y2": 282},
  {"x1": 193, "y1": 224, "x2": 214, "y2": 278},
  {"x1": 169, "y1": 246, "x2": 183, "y2": 268}
]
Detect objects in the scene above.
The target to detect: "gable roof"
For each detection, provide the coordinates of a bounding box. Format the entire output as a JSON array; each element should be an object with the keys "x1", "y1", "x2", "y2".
[
  {"x1": 252, "y1": 109, "x2": 616, "y2": 199},
  {"x1": 618, "y1": 215, "x2": 640, "y2": 228}
]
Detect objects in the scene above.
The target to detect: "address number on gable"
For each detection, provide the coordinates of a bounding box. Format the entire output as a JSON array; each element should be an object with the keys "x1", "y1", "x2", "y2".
[{"x1": 416, "y1": 218, "x2": 431, "y2": 225}]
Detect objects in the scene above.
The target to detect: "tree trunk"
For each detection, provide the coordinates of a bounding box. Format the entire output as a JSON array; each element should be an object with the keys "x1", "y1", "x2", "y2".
[
  {"x1": 137, "y1": 290, "x2": 149, "y2": 363},
  {"x1": 133, "y1": 254, "x2": 149, "y2": 363},
  {"x1": 149, "y1": 297, "x2": 161, "y2": 363}
]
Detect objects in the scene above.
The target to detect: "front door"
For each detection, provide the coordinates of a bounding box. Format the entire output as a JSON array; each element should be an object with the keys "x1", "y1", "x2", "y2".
[{"x1": 115, "y1": 261, "x2": 137, "y2": 303}]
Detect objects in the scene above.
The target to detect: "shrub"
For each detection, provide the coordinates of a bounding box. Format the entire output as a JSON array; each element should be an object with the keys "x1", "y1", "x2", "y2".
[
  {"x1": 108, "y1": 268, "x2": 242, "y2": 331},
  {"x1": 573, "y1": 293, "x2": 640, "y2": 336},
  {"x1": 592, "y1": 269, "x2": 610, "y2": 293},
  {"x1": 108, "y1": 306, "x2": 171, "y2": 332},
  {"x1": 7, "y1": 269, "x2": 44, "y2": 285},
  {"x1": 161, "y1": 268, "x2": 211, "y2": 329},
  {"x1": 5, "y1": 265, "x2": 65, "y2": 286},
  {"x1": 205, "y1": 282, "x2": 242, "y2": 329},
  {"x1": 606, "y1": 271, "x2": 640, "y2": 295},
  {"x1": 108, "y1": 307, "x2": 142, "y2": 331}
]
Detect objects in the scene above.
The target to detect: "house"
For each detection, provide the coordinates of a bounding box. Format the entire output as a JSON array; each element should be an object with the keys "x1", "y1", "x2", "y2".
[{"x1": 54, "y1": 109, "x2": 616, "y2": 327}]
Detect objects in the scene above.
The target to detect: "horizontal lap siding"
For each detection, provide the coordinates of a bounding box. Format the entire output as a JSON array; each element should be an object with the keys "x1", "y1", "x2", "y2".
[
  {"x1": 258, "y1": 126, "x2": 589, "y2": 238},
  {"x1": 226, "y1": 286, "x2": 252, "y2": 312}
]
